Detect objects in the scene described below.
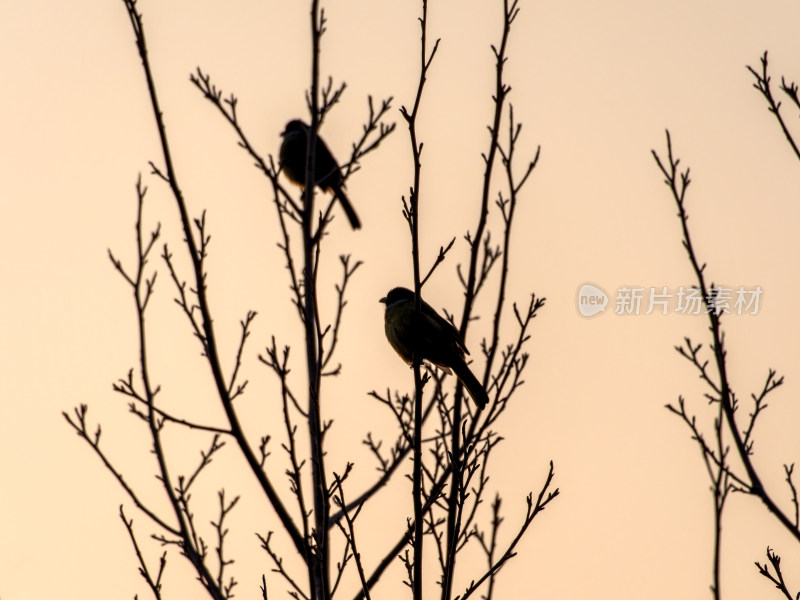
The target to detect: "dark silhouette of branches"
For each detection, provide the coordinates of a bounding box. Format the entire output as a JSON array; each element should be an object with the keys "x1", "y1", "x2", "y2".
[
  {"x1": 744, "y1": 48, "x2": 800, "y2": 599},
  {"x1": 331, "y1": 471, "x2": 371, "y2": 600},
  {"x1": 65, "y1": 176, "x2": 231, "y2": 600},
  {"x1": 66, "y1": 1, "x2": 555, "y2": 598},
  {"x1": 441, "y1": 2, "x2": 546, "y2": 597},
  {"x1": 126, "y1": 0, "x2": 306, "y2": 560},
  {"x1": 456, "y1": 462, "x2": 557, "y2": 600},
  {"x1": 747, "y1": 52, "x2": 800, "y2": 163},
  {"x1": 121, "y1": 505, "x2": 167, "y2": 600},
  {"x1": 399, "y1": 0, "x2": 440, "y2": 595},
  {"x1": 756, "y1": 547, "x2": 800, "y2": 600},
  {"x1": 440, "y1": 0, "x2": 516, "y2": 590},
  {"x1": 653, "y1": 130, "x2": 798, "y2": 599},
  {"x1": 379, "y1": 1, "x2": 556, "y2": 599}
]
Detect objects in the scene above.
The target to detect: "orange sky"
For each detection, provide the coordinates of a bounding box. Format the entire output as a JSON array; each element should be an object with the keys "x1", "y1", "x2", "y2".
[{"x1": 3, "y1": 1, "x2": 800, "y2": 598}]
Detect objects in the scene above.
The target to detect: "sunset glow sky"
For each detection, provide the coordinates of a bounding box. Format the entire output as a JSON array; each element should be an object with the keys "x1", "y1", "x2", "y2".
[{"x1": 3, "y1": 1, "x2": 800, "y2": 599}]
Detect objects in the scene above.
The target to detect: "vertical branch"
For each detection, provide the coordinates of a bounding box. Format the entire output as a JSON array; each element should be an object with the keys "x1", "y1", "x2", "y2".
[
  {"x1": 303, "y1": 2, "x2": 329, "y2": 597},
  {"x1": 400, "y1": 1, "x2": 440, "y2": 596},
  {"x1": 481, "y1": 496, "x2": 503, "y2": 600},
  {"x1": 459, "y1": 0, "x2": 516, "y2": 331},
  {"x1": 442, "y1": 3, "x2": 521, "y2": 599},
  {"x1": 486, "y1": 106, "x2": 539, "y2": 382},
  {"x1": 710, "y1": 402, "x2": 728, "y2": 600}
]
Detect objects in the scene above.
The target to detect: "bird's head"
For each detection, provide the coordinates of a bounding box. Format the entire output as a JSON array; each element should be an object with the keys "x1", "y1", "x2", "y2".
[
  {"x1": 380, "y1": 287, "x2": 414, "y2": 307},
  {"x1": 281, "y1": 119, "x2": 308, "y2": 138}
]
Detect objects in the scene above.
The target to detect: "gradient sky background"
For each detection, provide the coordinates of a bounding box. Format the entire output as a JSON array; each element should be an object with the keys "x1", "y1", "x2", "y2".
[{"x1": 3, "y1": 1, "x2": 800, "y2": 598}]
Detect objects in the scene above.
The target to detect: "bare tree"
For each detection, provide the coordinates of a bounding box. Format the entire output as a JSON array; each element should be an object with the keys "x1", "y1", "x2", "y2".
[
  {"x1": 652, "y1": 50, "x2": 800, "y2": 599},
  {"x1": 64, "y1": 1, "x2": 556, "y2": 598}
]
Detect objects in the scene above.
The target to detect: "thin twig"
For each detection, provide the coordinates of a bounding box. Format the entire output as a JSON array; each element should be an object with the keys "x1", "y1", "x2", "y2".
[{"x1": 747, "y1": 52, "x2": 800, "y2": 162}]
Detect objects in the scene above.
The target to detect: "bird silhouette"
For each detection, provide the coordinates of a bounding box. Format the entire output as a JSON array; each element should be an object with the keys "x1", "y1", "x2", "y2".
[
  {"x1": 380, "y1": 287, "x2": 488, "y2": 409},
  {"x1": 279, "y1": 119, "x2": 361, "y2": 229}
]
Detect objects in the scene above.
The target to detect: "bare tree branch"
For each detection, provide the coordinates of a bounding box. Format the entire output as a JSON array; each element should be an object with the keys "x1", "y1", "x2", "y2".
[{"x1": 747, "y1": 52, "x2": 800, "y2": 162}]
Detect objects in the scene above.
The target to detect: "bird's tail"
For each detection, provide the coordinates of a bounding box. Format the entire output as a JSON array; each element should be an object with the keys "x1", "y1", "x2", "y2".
[
  {"x1": 453, "y1": 360, "x2": 488, "y2": 409},
  {"x1": 333, "y1": 186, "x2": 361, "y2": 230}
]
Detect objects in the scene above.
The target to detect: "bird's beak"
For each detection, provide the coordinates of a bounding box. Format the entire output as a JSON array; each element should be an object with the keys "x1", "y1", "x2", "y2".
[{"x1": 379, "y1": 296, "x2": 387, "y2": 304}]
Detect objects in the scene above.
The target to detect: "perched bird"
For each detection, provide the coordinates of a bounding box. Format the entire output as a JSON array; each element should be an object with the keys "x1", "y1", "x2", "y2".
[
  {"x1": 380, "y1": 287, "x2": 488, "y2": 409},
  {"x1": 279, "y1": 119, "x2": 361, "y2": 229}
]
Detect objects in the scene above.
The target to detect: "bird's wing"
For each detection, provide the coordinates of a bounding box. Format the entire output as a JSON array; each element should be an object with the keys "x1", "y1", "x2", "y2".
[{"x1": 420, "y1": 300, "x2": 468, "y2": 355}]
